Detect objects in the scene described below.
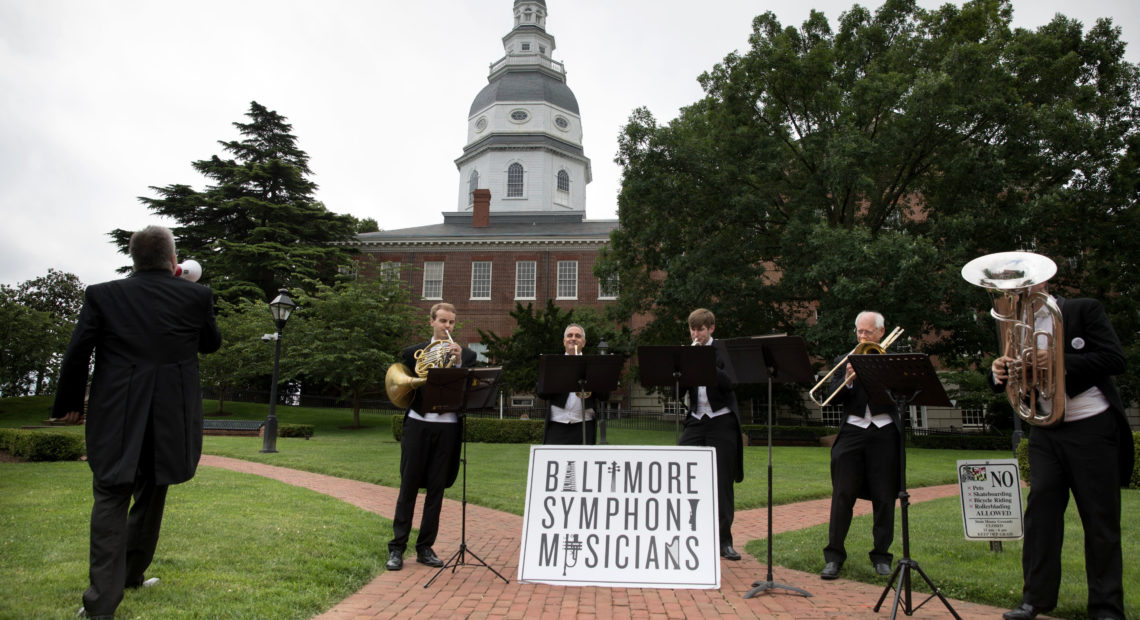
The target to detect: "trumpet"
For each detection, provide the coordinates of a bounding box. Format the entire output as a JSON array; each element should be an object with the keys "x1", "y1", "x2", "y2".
[
  {"x1": 809, "y1": 326, "x2": 904, "y2": 407},
  {"x1": 384, "y1": 331, "x2": 458, "y2": 409}
]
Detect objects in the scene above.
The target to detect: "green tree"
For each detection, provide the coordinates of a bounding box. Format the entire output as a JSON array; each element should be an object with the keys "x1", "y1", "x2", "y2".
[
  {"x1": 198, "y1": 299, "x2": 275, "y2": 415},
  {"x1": 111, "y1": 101, "x2": 358, "y2": 303},
  {"x1": 0, "y1": 270, "x2": 85, "y2": 396},
  {"x1": 478, "y1": 301, "x2": 630, "y2": 397},
  {"x1": 286, "y1": 277, "x2": 421, "y2": 427},
  {"x1": 598, "y1": 0, "x2": 1139, "y2": 372},
  {"x1": 0, "y1": 290, "x2": 55, "y2": 397}
]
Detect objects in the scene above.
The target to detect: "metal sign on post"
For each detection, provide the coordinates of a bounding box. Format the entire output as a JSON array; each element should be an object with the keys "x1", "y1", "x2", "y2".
[
  {"x1": 957, "y1": 459, "x2": 1024, "y2": 540},
  {"x1": 518, "y1": 445, "x2": 721, "y2": 589}
]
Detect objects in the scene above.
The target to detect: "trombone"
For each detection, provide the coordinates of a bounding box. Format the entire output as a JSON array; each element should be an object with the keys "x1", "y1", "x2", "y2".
[{"x1": 809, "y1": 326, "x2": 904, "y2": 407}]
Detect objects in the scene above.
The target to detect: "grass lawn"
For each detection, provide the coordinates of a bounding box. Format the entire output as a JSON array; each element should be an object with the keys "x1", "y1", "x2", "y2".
[
  {"x1": 759, "y1": 490, "x2": 1140, "y2": 620},
  {"x1": 3, "y1": 395, "x2": 1137, "y2": 619},
  {"x1": 0, "y1": 461, "x2": 387, "y2": 620}
]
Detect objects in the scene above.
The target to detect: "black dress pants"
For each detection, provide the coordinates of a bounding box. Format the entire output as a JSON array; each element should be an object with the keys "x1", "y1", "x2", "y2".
[
  {"x1": 1022, "y1": 412, "x2": 1123, "y2": 619},
  {"x1": 85, "y1": 473, "x2": 168, "y2": 617},
  {"x1": 824, "y1": 422, "x2": 899, "y2": 565},
  {"x1": 389, "y1": 416, "x2": 459, "y2": 553},
  {"x1": 544, "y1": 419, "x2": 596, "y2": 445},
  {"x1": 678, "y1": 413, "x2": 740, "y2": 547}
]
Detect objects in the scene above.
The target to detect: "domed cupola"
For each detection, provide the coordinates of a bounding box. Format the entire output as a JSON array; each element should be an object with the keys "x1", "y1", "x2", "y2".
[{"x1": 455, "y1": 0, "x2": 591, "y2": 215}]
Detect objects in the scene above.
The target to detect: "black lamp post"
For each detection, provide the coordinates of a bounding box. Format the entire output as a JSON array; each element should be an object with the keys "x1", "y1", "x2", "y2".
[
  {"x1": 596, "y1": 338, "x2": 609, "y2": 445},
  {"x1": 261, "y1": 288, "x2": 297, "y2": 454}
]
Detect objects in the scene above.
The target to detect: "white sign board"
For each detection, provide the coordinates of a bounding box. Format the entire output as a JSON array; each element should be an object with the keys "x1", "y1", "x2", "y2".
[
  {"x1": 518, "y1": 445, "x2": 720, "y2": 589},
  {"x1": 957, "y1": 459, "x2": 1024, "y2": 540}
]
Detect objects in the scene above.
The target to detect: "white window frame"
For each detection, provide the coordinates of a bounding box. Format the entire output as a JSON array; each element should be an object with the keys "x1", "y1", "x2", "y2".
[
  {"x1": 422, "y1": 261, "x2": 444, "y2": 300},
  {"x1": 598, "y1": 274, "x2": 618, "y2": 300},
  {"x1": 961, "y1": 405, "x2": 986, "y2": 428},
  {"x1": 821, "y1": 404, "x2": 843, "y2": 427},
  {"x1": 468, "y1": 170, "x2": 479, "y2": 205},
  {"x1": 555, "y1": 170, "x2": 570, "y2": 206},
  {"x1": 515, "y1": 260, "x2": 536, "y2": 300},
  {"x1": 379, "y1": 261, "x2": 401, "y2": 282},
  {"x1": 470, "y1": 261, "x2": 492, "y2": 300},
  {"x1": 507, "y1": 162, "x2": 525, "y2": 197},
  {"x1": 556, "y1": 260, "x2": 578, "y2": 299}
]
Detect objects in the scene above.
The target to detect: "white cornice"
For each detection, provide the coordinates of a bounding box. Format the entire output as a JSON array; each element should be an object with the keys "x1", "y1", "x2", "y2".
[{"x1": 352, "y1": 237, "x2": 609, "y2": 251}]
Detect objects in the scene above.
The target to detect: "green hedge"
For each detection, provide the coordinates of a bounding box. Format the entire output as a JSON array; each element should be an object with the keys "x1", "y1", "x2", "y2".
[
  {"x1": 391, "y1": 416, "x2": 543, "y2": 444},
  {"x1": 0, "y1": 428, "x2": 85, "y2": 461},
  {"x1": 1015, "y1": 431, "x2": 1139, "y2": 489},
  {"x1": 908, "y1": 433, "x2": 1009, "y2": 451},
  {"x1": 741, "y1": 425, "x2": 836, "y2": 446},
  {"x1": 279, "y1": 424, "x2": 314, "y2": 439}
]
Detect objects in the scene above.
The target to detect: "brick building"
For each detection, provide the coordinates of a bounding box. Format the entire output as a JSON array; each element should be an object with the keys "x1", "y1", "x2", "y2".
[{"x1": 350, "y1": 0, "x2": 620, "y2": 362}]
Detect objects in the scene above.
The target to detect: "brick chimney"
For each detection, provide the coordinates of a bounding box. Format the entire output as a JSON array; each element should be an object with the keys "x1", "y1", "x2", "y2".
[{"x1": 472, "y1": 189, "x2": 490, "y2": 228}]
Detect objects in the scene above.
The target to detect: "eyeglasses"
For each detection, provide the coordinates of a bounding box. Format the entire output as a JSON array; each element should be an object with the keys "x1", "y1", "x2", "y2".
[{"x1": 855, "y1": 329, "x2": 880, "y2": 336}]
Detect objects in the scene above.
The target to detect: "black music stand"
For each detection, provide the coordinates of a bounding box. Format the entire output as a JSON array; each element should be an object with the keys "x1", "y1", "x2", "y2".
[
  {"x1": 420, "y1": 366, "x2": 510, "y2": 587},
  {"x1": 536, "y1": 354, "x2": 625, "y2": 445},
  {"x1": 724, "y1": 336, "x2": 814, "y2": 600},
  {"x1": 637, "y1": 345, "x2": 717, "y2": 440},
  {"x1": 848, "y1": 354, "x2": 961, "y2": 619}
]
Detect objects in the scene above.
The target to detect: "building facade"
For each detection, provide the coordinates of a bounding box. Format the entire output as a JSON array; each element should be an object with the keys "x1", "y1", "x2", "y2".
[{"x1": 351, "y1": 0, "x2": 618, "y2": 360}]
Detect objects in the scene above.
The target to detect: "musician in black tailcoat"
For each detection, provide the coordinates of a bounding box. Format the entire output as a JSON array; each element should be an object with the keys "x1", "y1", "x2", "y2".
[
  {"x1": 678, "y1": 308, "x2": 744, "y2": 561},
  {"x1": 991, "y1": 285, "x2": 1130, "y2": 620},
  {"x1": 386, "y1": 302, "x2": 477, "y2": 572},
  {"x1": 536, "y1": 323, "x2": 606, "y2": 445},
  {"x1": 820, "y1": 310, "x2": 900, "y2": 581}
]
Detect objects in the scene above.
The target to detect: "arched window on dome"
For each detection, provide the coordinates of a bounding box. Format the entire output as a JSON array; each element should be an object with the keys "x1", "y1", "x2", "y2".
[
  {"x1": 555, "y1": 170, "x2": 570, "y2": 206},
  {"x1": 507, "y1": 163, "x2": 524, "y2": 198},
  {"x1": 468, "y1": 170, "x2": 479, "y2": 206}
]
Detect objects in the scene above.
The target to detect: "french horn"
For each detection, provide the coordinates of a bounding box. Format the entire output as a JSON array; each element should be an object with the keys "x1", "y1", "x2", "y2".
[{"x1": 384, "y1": 331, "x2": 457, "y2": 409}]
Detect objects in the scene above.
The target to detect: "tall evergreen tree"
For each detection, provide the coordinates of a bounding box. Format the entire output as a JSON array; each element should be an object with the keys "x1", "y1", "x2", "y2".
[{"x1": 111, "y1": 101, "x2": 357, "y2": 303}]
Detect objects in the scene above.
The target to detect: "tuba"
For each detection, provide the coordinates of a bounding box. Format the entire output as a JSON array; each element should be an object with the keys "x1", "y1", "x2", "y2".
[
  {"x1": 961, "y1": 251, "x2": 1065, "y2": 427},
  {"x1": 384, "y1": 331, "x2": 457, "y2": 409}
]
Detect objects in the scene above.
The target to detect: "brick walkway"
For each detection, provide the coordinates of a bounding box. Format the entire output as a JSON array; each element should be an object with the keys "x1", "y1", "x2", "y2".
[{"x1": 201, "y1": 455, "x2": 1029, "y2": 619}]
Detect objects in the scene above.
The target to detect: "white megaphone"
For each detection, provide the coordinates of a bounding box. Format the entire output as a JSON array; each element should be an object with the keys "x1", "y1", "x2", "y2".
[{"x1": 175, "y1": 259, "x2": 202, "y2": 283}]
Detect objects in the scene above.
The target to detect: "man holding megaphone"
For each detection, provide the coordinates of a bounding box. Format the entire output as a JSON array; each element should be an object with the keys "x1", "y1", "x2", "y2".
[{"x1": 52, "y1": 225, "x2": 221, "y2": 619}]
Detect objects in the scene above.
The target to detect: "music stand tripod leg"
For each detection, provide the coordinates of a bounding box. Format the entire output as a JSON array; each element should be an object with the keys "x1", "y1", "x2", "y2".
[
  {"x1": 871, "y1": 392, "x2": 960, "y2": 619},
  {"x1": 744, "y1": 376, "x2": 811, "y2": 599}
]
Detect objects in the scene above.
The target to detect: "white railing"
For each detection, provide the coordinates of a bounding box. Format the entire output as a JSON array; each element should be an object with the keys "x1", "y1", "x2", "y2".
[{"x1": 489, "y1": 54, "x2": 565, "y2": 76}]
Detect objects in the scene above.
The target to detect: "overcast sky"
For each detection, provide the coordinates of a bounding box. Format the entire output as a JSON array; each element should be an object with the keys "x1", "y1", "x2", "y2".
[{"x1": 2, "y1": 0, "x2": 1137, "y2": 290}]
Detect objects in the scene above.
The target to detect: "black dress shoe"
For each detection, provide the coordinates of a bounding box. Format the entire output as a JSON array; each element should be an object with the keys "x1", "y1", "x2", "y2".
[
  {"x1": 820, "y1": 561, "x2": 841, "y2": 580},
  {"x1": 873, "y1": 562, "x2": 891, "y2": 576},
  {"x1": 416, "y1": 547, "x2": 444, "y2": 567},
  {"x1": 385, "y1": 550, "x2": 403, "y2": 571},
  {"x1": 720, "y1": 545, "x2": 741, "y2": 561},
  {"x1": 1002, "y1": 602, "x2": 1046, "y2": 620}
]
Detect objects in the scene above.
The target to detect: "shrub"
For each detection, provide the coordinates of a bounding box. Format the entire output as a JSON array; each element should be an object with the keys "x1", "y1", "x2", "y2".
[
  {"x1": 278, "y1": 424, "x2": 314, "y2": 439},
  {"x1": 0, "y1": 428, "x2": 85, "y2": 461},
  {"x1": 741, "y1": 425, "x2": 835, "y2": 446},
  {"x1": 908, "y1": 433, "x2": 1009, "y2": 451},
  {"x1": 1016, "y1": 436, "x2": 1030, "y2": 485},
  {"x1": 1133, "y1": 432, "x2": 1140, "y2": 490},
  {"x1": 391, "y1": 416, "x2": 542, "y2": 444}
]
